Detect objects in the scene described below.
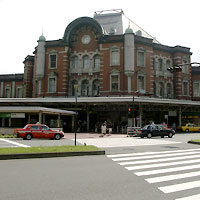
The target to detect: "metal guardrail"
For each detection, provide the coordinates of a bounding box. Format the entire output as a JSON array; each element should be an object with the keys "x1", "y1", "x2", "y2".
[{"x1": 127, "y1": 127, "x2": 141, "y2": 137}]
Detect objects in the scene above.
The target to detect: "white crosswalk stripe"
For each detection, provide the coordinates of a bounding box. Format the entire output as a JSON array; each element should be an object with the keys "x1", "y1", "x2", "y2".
[{"x1": 107, "y1": 148, "x2": 200, "y2": 200}]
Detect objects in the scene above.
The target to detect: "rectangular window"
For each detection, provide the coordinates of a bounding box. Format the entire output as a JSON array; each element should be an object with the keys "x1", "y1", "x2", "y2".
[
  {"x1": 137, "y1": 51, "x2": 145, "y2": 67},
  {"x1": 16, "y1": 87, "x2": 23, "y2": 98},
  {"x1": 50, "y1": 55, "x2": 57, "y2": 68},
  {"x1": 48, "y1": 77, "x2": 56, "y2": 93},
  {"x1": 158, "y1": 59, "x2": 163, "y2": 71},
  {"x1": 110, "y1": 48, "x2": 120, "y2": 66},
  {"x1": 138, "y1": 75, "x2": 145, "y2": 91},
  {"x1": 182, "y1": 59, "x2": 188, "y2": 73},
  {"x1": 183, "y1": 81, "x2": 189, "y2": 96},
  {"x1": 5, "y1": 87, "x2": 11, "y2": 98},
  {"x1": 193, "y1": 82, "x2": 200, "y2": 97},
  {"x1": 111, "y1": 75, "x2": 119, "y2": 92}
]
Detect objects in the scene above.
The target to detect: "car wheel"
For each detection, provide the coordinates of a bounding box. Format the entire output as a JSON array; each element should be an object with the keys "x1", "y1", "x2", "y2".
[
  {"x1": 168, "y1": 133, "x2": 173, "y2": 138},
  {"x1": 147, "y1": 133, "x2": 152, "y2": 138},
  {"x1": 54, "y1": 134, "x2": 61, "y2": 140},
  {"x1": 25, "y1": 134, "x2": 32, "y2": 140},
  {"x1": 185, "y1": 129, "x2": 189, "y2": 133},
  {"x1": 140, "y1": 135, "x2": 144, "y2": 138},
  {"x1": 161, "y1": 136, "x2": 164, "y2": 138}
]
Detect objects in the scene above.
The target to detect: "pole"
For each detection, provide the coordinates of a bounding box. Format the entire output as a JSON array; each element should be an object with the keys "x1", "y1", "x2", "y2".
[{"x1": 75, "y1": 91, "x2": 77, "y2": 146}]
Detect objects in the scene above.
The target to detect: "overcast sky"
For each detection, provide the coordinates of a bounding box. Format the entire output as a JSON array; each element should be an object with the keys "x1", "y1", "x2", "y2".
[{"x1": 0, "y1": 0, "x2": 199, "y2": 74}]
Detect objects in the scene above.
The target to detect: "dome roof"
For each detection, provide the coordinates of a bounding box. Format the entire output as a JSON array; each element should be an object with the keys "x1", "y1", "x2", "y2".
[
  {"x1": 38, "y1": 35, "x2": 46, "y2": 41},
  {"x1": 125, "y1": 27, "x2": 133, "y2": 34}
]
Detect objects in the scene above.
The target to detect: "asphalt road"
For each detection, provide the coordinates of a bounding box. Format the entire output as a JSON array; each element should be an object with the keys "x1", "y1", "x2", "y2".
[{"x1": 1, "y1": 133, "x2": 200, "y2": 200}]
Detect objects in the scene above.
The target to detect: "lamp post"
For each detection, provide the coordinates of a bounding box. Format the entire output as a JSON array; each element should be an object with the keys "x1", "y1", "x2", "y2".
[{"x1": 74, "y1": 84, "x2": 78, "y2": 146}]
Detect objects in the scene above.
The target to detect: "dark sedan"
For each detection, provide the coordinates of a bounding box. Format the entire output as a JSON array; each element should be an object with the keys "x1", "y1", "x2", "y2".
[{"x1": 140, "y1": 124, "x2": 175, "y2": 138}]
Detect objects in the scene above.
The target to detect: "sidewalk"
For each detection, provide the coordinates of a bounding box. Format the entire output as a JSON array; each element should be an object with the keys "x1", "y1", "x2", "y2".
[{"x1": 64, "y1": 132, "x2": 127, "y2": 139}]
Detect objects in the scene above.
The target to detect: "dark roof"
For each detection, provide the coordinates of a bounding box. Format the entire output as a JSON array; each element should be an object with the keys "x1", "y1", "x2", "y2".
[{"x1": 0, "y1": 74, "x2": 24, "y2": 82}]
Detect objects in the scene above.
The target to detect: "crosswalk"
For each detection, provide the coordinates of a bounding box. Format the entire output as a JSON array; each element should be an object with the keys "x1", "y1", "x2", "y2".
[{"x1": 107, "y1": 148, "x2": 200, "y2": 200}]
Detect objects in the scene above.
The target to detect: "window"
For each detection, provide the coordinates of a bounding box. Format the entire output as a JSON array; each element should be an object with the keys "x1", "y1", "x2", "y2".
[
  {"x1": 92, "y1": 80, "x2": 99, "y2": 96},
  {"x1": 166, "y1": 83, "x2": 173, "y2": 97},
  {"x1": 110, "y1": 47, "x2": 120, "y2": 66},
  {"x1": 48, "y1": 77, "x2": 56, "y2": 93},
  {"x1": 50, "y1": 54, "x2": 57, "y2": 68},
  {"x1": 5, "y1": 87, "x2": 11, "y2": 98},
  {"x1": 94, "y1": 55, "x2": 100, "y2": 68},
  {"x1": 193, "y1": 82, "x2": 200, "y2": 97},
  {"x1": 137, "y1": 50, "x2": 145, "y2": 67},
  {"x1": 81, "y1": 80, "x2": 89, "y2": 96},
  {"x1": 158, "y1": 58, "x2": 163, "y2": 71},
  {"x1": 159, "y1": 82, "x2": 164, "y2": 97},
  {"x1": 111, "y1": 75, "x2": 119, "y2": 92},
  {"x1": 166, "y1": 60, "x2": 171, "y2": 69},
  {"x1": 41, "y1": 125, "x2": 49, "y2": 130},
  {"x1": 182, "y1": 58, "x2": 188, "y2": 73},
  {"x1": 137, "y1": 75, "x2": 145, "y2": 92},
  {"x1": 30, "y1": 125, "x2": 40, "y2": 130},
  {"x1": 71, "y1": 56, "x2": 78, "y2": 68},
  {"x1": 83, "y1": 55, "x2": 89, "y2": 68},
  {"x1": 16, "y1": 87, "x2": 23, "y2": 98},
  {"x1": 183, "y1": 81, "x2": 189, "y2": 96}
]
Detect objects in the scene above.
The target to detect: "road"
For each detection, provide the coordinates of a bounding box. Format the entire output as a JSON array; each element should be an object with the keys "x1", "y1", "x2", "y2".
[{"x1": 1, "y1": 133, "x2": 200, "y2": 200}]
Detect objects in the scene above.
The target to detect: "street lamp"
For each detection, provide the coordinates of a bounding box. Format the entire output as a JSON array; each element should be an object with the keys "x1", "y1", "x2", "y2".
[{"x1": 74, "y1": 84, "x2": 78, "y2": 146}]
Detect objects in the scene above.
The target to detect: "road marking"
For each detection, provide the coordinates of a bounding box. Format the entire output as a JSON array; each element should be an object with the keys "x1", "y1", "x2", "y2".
[
  {"x1": 107, "y1": 148, "x2": 200, "y2": 158},
  {"x1": 135, "y1": 164, "x2": 200, "y2": 176},
  {"x1": 0, "y1": 138, "x2": 30, "y2": 147},
  {"x1": 126, "y1": 158, "x2": 200, "y2": 171},
  {"x1": 77, "y1": 137, "x2": 180, "y2": 148},
  {"x1": 119, "y1": 154, "x2": 200, "y2": 165},
  {"x1": 146, "y1": 171, "x2": 200, "y2": 183},
  {"x1": 176, "y1": 194, "x2": 200, "y2": 200},
  {"x1": 159, "y1": 180, "x2": 200, "y2": 193},
  {"x1": 112, "y1": 150, "x2": 200, "y2": 162}
]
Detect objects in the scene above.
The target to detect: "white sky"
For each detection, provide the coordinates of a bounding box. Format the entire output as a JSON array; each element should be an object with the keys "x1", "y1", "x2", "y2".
[{"x1": 0, "y1": 0, "x2": 199, "y2": 74}]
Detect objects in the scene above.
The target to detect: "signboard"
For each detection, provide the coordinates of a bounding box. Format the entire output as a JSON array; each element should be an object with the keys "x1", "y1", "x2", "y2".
[
  {"x1": 11, "y1": 113, "x2": 25, "y2": 118},
  {"x1": 0, "y1": 113, "x2": 10, "y2": 118}
]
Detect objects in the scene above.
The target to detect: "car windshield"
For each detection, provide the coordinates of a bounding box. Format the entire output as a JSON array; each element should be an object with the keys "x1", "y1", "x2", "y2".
[
  {"x1": 23, "y1": 125, "x2": 29, "y2": 129},
  {"x1": 142, "y1": 125, "x2": 150, "y2": 130}
]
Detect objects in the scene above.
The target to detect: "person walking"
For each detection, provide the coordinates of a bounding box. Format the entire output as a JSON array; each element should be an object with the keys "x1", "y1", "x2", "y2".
[{"x1": 107, "y1": 121, "x2": 112, "y2": 136}]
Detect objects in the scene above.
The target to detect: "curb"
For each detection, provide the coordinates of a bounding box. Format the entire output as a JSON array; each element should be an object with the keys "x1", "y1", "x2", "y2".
[
  {"x1": 188, "y1": 141, "x2": 200, "y2": 145},
  {"x1": 0, "y1": 150, "x2": 105, "y2": 160}
]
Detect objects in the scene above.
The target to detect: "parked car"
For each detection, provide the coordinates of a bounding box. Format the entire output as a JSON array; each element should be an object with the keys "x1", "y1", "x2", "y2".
[
  {"x1": 181, "y1": 123, "x2": 200, "y2": 133},
  {"x1": 140, "y1": 124, "x2": 175, "y2": 138},
  {"x1": 14, "y1": 124, "x2": 64, "y2": 140}
]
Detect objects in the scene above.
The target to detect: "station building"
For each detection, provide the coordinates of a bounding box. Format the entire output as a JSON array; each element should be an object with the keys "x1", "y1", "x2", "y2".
[{"x1": 0, "y1": 9, "x2": 200, "y2": 132}]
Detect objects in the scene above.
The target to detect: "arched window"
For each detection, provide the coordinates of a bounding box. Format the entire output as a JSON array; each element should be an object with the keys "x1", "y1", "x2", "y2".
[
  {"x1": 94, "y1": 55, "x2": 100, "y2": 68},
  {"x1": 159, "y1": 82, "x2": 164, "y2": 97},
  {"x1": 92, "y1": 80, "x2": 99, "y2": 96},
  {"x1": 71, "y1": 56, "x2": 78, "y2": 68},
  {"x1": 167, "y1": 83, "x2": 173, "y2": 98},
  {"x1": 83, "y1": 55, "x2": 89, "y2": 68},
  {"x1": 81, "y1": 80, "x2": 89, "y2": 96},
  {"x1": 158, "y1": 58, "x2": 163, "y2": 71},
  {"x1": 153, "y1": 82, "x2": 157, "y2": 97}
]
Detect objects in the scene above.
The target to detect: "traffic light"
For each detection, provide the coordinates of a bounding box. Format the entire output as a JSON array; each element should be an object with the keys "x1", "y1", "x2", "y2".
[
  {"x1": 128, "y1": 106, "x2": 133, "y2": 118},
  {"x1": 167, "y1": 66, "x2": 182, "y2": 73}
]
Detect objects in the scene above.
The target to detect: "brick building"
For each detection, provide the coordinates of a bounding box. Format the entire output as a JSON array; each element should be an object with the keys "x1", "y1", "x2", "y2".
[{"x1": 0, "y1": 10, "x2": 200, "y2": 131}]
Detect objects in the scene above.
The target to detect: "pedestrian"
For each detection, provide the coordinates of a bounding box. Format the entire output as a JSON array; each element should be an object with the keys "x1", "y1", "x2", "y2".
[{"x1": 100, "y1": 121, "x2": 107, "y2": 137}]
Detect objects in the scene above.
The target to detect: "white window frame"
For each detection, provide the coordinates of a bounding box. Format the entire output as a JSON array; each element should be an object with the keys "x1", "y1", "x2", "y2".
[
  {"x1": 137, "y1": 50, "x2": 145, "y2": 67},
  {"x1": 183, "y1": 81, "x2": 189, "y2": 96},
  {"x1": 193, "y1": 82, "x2": 200, "y2": 97},
  {"x1": 16, "y1": 86, "x2": 23, "y2": 98},
  {"x1": 110, "y1": 47, "x2": 120, "y2": 66},
  {"x1": 5, "y1": 86, "x2": 11, "y2": 98},
  {"x1": 48, "y1": 76, "x2": 57, "y2": 93},
  {"x1": 71, "y1": 56, "x2": 78, "y2": 69},
  {"x1": 137, "y1": 75, "x2": 145, "y2": 93},
  {"x1": 94, "y1": 55, "x2": 100, "y2": 68},
  {"x1": 49, "y1": 54, "x2": 57, "y2": 69},
  {"x1": 83, "y1": 55, "x2": 90, "y2": 68},
  {"x1": 110, "y1": 73, "x2": 120, "y2": 92},
  {"x1": 182, "y1": 58, "x2": 189, "y2": 74}
]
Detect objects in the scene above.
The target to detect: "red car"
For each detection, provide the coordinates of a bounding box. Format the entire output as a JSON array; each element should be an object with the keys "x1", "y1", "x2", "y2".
[{"x1": 14, "y1": 124, "x2": 64, "y2": 140}]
